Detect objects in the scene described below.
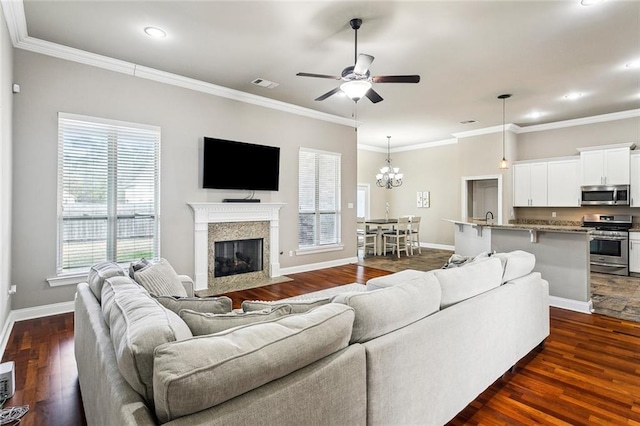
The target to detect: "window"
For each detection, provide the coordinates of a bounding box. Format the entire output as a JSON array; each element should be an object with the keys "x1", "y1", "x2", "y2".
[
  {"x1": 298, "y1": 148, "x2": 341, "y2": 249},
  {"x1": 57, "y1": 113, "x2": 160, "y2": 274}
]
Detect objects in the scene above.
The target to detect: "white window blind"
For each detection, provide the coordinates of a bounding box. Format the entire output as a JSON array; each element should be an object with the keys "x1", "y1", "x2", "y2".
[
  {"x1": 298, "y1": 148, "x2": 341, "y2": 248},
  {"x1": 57, "y1": 113, "x2": 160, "y2": 274}
]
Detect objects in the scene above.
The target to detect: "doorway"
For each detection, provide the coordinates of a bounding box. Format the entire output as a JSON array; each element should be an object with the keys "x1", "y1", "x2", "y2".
[{"x1": 461, "y1": 175, "x2": 502, "y2": 224}]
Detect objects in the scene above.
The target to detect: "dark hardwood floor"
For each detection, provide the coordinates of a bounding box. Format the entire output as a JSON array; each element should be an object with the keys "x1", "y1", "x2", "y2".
[{"x1": 2, "y1": 264, "x2": 639, "y2": 425}]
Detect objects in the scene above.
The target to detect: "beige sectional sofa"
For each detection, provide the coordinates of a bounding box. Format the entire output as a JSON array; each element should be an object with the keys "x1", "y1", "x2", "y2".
[{"x1": 74, "y1": 250, "x2": 549, "y2": 425}]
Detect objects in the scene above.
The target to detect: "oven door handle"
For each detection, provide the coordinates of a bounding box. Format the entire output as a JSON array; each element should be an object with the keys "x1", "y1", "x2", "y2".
[
  {"x1": 590, "y1": 236, "x2": 628, "y2": 241},
  {"x1": 590, "y1": 261, "x2": 627, "y2": 268}
]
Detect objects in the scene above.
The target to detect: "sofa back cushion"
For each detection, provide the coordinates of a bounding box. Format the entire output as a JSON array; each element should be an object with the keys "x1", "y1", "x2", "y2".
[
  {"x1": 433, "y1": 256, "x2": 503, "y2": 308},
  {"x1": 332, "y1": 272, "x2": 442, "y2": 343},
  {"x1": 492, "y1": 250, "x2": 536, "y2": 283},
  {"x1": 153, "y1": 295, "x2": 232, "y2": 316},
  {"x1": 87, "y1": 261, "x2": 125, "y2": 302},
  {"x1": 152, "y1": 303, "x2": 355, "y2": 423},
  {"x1": 241, "y1": 298, "x2": 331, "y2": 314},
  {"x1": 101, "y1": 276, "x2": 192, "y2": 406},
  {"x1": 179, "y1": 305, "x2": 292, "y2": 335}
]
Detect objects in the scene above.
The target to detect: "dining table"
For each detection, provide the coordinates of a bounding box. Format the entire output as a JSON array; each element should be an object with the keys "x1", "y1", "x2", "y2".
[{"x1": 365, "y1": 218, "x2": 398, "y2": 255}]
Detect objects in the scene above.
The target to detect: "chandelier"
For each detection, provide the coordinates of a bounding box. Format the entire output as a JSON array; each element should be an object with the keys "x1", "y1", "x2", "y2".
[{"x1": 376, "y1": 136, "x2": 403, "y2": 189}]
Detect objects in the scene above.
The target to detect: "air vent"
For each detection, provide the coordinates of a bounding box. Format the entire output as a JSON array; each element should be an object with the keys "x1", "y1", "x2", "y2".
[
  {"x1": 251, "y1": 78, "x2": 279, "y2": 89},
  {"x1": 459, "y1": 120, "x2": 477, "y2": 124}
]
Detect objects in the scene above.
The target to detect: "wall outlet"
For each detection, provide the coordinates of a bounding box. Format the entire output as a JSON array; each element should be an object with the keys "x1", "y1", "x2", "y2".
[
  {"x1": 289, "y1": 250, "x2": 293, "y2": 257},
  {"x1": 552, "y1": 212, "x2": 557, "y2": 218},
  {"x1": 0, "y1": 361, "x2": 15, "y2": 399}
]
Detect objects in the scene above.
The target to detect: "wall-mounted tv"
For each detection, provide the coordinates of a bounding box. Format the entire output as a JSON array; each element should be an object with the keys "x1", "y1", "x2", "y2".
[{"x1": 203, "y1": 137, "x2": 280, "y2": 191}]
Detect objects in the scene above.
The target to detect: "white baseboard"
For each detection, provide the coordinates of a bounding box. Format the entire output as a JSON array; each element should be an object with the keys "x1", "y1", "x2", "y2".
[
  {"x1": 280, "y1": 257, "x2": 358, "y2": 276},
  {"x1": 549, "y1": 296, "x2": 593, "y2": 314},
  {"x1": 0, "y1": 300, "x2": 75, "y2": 358},
  {"x1": 421, "y1": 242, "x2": 455, "y2": 251}
]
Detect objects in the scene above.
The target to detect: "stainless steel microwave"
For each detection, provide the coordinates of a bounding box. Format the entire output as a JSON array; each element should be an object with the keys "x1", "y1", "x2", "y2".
[{"x1": 581, "y1": 185, "x2": 630, "y2": 206}]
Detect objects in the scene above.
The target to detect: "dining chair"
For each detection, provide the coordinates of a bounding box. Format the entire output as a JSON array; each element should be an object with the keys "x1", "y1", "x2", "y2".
[
  {"x1": 408, "y1": 216, "x2": 422, "y2": 255},
  {"x1": 383, "y1": 216, "x2": 410, "y2": 258},
  {"x1": 357, "y1": 217, "x2": 377, "y2": 257}
]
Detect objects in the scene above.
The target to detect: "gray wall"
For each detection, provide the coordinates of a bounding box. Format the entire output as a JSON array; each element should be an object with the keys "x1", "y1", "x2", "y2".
[
  {"x1": 11, "y1": 49, "x2": 357, "y2": 310},
  {"x1": 0, "y1": 7, "x2": 13, "y2": 332}
]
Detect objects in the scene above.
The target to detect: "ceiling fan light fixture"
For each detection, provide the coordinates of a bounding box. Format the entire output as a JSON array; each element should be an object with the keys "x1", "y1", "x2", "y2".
[{"x1": 340, "y1": 80, "x2": 371, "y2": 101}]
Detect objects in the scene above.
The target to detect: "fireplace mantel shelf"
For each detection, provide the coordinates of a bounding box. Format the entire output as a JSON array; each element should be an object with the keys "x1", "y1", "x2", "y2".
[{"x1": 188, "y1": 202, "x2": 286, "y2": 290}]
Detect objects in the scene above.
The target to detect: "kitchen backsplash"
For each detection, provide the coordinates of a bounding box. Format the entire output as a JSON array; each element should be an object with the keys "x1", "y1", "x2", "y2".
[{"x1": 514, "y1": 206, "x2": 639, "y2": 226}]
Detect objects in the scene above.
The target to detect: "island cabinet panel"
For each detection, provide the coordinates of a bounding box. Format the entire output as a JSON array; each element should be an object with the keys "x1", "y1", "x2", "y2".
[
  {"x1": 630, "y1": 232, "x2": 640, "y2": 275},
  {"x1": 513, "y1": 162, "x2": 547, "y2": 207},
  {"x1": 547, "y1": 159, "x2": 580, "y2": 207},
  {"x1": 580, "y1": 147, "x2": 630, "y2": 186},
  {"x1": 631, "y1": 154, "x2": 640, "y2": 207}
]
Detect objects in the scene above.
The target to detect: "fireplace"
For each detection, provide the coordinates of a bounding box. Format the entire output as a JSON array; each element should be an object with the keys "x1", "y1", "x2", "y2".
[
  {"x1": 214, "y1": 238, "x2": 263, "y2": 277},
  {"x1": 188, "y1": 202, "x2": 285, "y2": 292}
]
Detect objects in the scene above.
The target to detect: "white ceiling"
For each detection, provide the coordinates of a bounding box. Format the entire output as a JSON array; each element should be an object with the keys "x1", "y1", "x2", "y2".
[{"x1": 15, "y1": 0, "x2": 640, "y2": 149}]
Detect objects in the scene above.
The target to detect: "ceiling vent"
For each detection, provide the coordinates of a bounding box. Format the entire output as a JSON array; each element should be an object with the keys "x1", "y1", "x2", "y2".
[{"x1": 251, "y1": 78, "x2": 279, "y2": 89}]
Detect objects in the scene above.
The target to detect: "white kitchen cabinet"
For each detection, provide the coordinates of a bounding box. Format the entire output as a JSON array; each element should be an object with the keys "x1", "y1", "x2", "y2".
[
  {"x1": 513, "y1": 162, "x2": 547, "y2": 207},
  {"x1": 631, "y1": 154, "x2": 640, "y2": 207},
  {"x1": 580, "y1": 147, "x2": 630, "y2": 186},
  {"x1": 547, "y1": 159, "x2": 580, "y2": 207},
  {"x1": 629, "y1": 232, "x2": 640, "y2": 274}
]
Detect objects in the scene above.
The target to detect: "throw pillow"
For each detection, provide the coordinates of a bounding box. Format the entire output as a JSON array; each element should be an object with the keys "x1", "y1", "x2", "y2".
[
  {"x1": 129, "y1": 258, "x2": 152, "y2": 279},
  {"x1": 153, "y1": 295, "x2": 233, "y2": 315},
  {"x1": 179, "y1": 305, "x2": 292, "y2": 336},
  {"x1": 133, "y1": 258, "x2": 188, "y2": 298},
  {"x1": 241, "y1": 298, "x2": 331, "y2": 314}
]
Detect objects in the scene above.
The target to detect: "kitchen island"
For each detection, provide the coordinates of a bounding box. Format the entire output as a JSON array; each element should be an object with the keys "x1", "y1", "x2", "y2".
[{"x1": 444, "y1": 219, "x2": 594, "y2": 314}]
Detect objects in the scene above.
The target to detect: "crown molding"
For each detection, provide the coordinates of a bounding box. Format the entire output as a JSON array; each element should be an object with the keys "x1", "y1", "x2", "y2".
[
  {"x1": 452, "y1": 123, "x2": 521, "y2": 139},
  {"x1": 517, "y1": 109, "x2": 640, "y2": 133},
  {"x1": 1, "y1": 0, "x2": 358, "y2": 128}
]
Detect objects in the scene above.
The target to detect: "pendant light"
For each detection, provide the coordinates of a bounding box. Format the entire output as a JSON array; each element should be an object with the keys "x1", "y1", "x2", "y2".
[
  {"x1": 376, "y1": 136, "x2": 403, "y2": 189},
  {"x1": 498, "y1": 94, "x2": 512, "y2": 170}
]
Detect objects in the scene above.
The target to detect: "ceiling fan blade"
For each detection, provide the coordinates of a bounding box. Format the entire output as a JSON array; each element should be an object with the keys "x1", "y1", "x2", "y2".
[
  {"x1": 353, "y1": 54, "x2": 374, "y2": 75},
  {"x1": 365, "y1": 88, "x2": 384, "y2": 103},
  {"x1": 372, "y1": 75, "x2": 421, "y2": 83},
  {"x1": 315, "y1": 87, "x2": 342, "y2": 101},
  {"x1": 296, "y1": 72, "x2": 341, "y2": 80}
]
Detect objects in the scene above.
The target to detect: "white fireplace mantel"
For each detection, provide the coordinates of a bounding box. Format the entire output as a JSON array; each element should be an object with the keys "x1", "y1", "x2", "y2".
[{"x1": 188, "y1": 202, "x2": 285, "y2": 290}]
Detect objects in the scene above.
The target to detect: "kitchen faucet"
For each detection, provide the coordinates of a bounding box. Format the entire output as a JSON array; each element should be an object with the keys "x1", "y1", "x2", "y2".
[{"x1": 485, "y1": 211, "x2": 494, "y2": 222}]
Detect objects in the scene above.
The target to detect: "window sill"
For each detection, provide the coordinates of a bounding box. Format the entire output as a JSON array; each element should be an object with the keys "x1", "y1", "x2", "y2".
[
  {"x1": 295, "y1": 244, "x2": 344, "y2": 256},
  {"x1": 47, "y1": 272, "x2": 89, "y2": 287}
]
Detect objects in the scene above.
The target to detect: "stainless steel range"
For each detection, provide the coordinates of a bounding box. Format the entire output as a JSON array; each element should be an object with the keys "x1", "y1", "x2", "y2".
[{"x1": 582, "y1": 214, "x2": 632, "y2": 276}]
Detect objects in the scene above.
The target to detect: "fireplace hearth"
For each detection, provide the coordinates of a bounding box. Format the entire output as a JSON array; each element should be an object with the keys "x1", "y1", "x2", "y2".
[{"x1": 214, "y1": 238, "x2": 263, "y2": 277}]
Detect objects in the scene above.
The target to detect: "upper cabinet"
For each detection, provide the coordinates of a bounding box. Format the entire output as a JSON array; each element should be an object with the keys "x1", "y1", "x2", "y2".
[
  {"x1": 513, "y1": 162, "x2": 548, "y2": 207},
  {"x1": 547, "y1": 159, "x2": 580, "y2": 207},
  {"x1": 631, "y1": 154, "x2": 640, "y2": 207},
  {"x1": 579, "y1": 145, "x2": 633, "y2": 186}
]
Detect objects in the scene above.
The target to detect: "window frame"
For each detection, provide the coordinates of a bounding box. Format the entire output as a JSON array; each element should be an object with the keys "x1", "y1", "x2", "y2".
[
  {"x1": 56, "y1": 112, "x2": 161, "y2": 276},
  {"x1": 297, "y1": 147, "x2": 342, "y2": 254}
]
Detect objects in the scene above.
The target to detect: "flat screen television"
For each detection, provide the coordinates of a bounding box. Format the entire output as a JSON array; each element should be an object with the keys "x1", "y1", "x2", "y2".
[{"x1": 203, "y1": 137, "x2": 280, "y2": 191}]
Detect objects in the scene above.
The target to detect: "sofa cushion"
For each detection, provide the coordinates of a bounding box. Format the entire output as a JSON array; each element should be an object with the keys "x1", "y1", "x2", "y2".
[
  {"x1": 153, "y1": 303, "x2": 355, "y2": 423},
  {"x1": 433, "y1": 256, "x2": 503, "y2": 308},
  {"x1": 133, "y1": 258, "x2": 188, "y2": 297},
  {"x1": 492, "y1": 250, "x2": 536, "y2": 283},
  {"x1": 366, "y1": 269, "x2": 425, "y2": 291},
  {"x1": 87, "y1": 261, "x2": 125, "y2": 302},
  {"x1": 179, "y1": 305, "x2": 292, "y2": 336},
  {"x1": 101, "y1": 276, "x2": 192, "y2": 405},
  {"x1": 332, "y1": 273, "x2": 442, "y2": 343},
  {"x1": 153, "y1": 295, "x2": 232, "y2": 315},
  {"x1": 241, "y1": 298, "x2": 331, "y2": 314}
]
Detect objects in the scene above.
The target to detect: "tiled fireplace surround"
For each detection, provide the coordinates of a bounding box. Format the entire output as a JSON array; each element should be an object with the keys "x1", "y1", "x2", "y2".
[{"x1": 188, "y1": 203, "x2": 285, "y2": 293}]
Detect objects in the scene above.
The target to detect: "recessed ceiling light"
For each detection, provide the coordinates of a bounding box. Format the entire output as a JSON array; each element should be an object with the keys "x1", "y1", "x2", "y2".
[
  {"x1": 581, "y1": 0, "x2": 605, "y2": 5},
  {"x1": 626, "y1": 60, "x2": 640, "y2": 69},
  {"x1": 563, "y1": 92, "x2": 583, "y2": 100},
  {"x1": 528, "y1": 112, "x2": 544, "y2": 119},
  {"x1": 144, "y1": 27, "x2": 167, "y2": 39}
]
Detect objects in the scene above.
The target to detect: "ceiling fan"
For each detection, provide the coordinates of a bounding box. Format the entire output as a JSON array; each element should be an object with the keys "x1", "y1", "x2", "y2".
[{"x1": 296, "y1": 18, "x2": 420, "y2": 103}]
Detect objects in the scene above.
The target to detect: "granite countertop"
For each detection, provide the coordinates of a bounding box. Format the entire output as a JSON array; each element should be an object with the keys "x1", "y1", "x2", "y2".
[
  {"x1": 630, "y1": 227, "x2": 640, "y2": 232},
  {"x1": 446, "y1": 218, "x2": 593, "y2": 233}
]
